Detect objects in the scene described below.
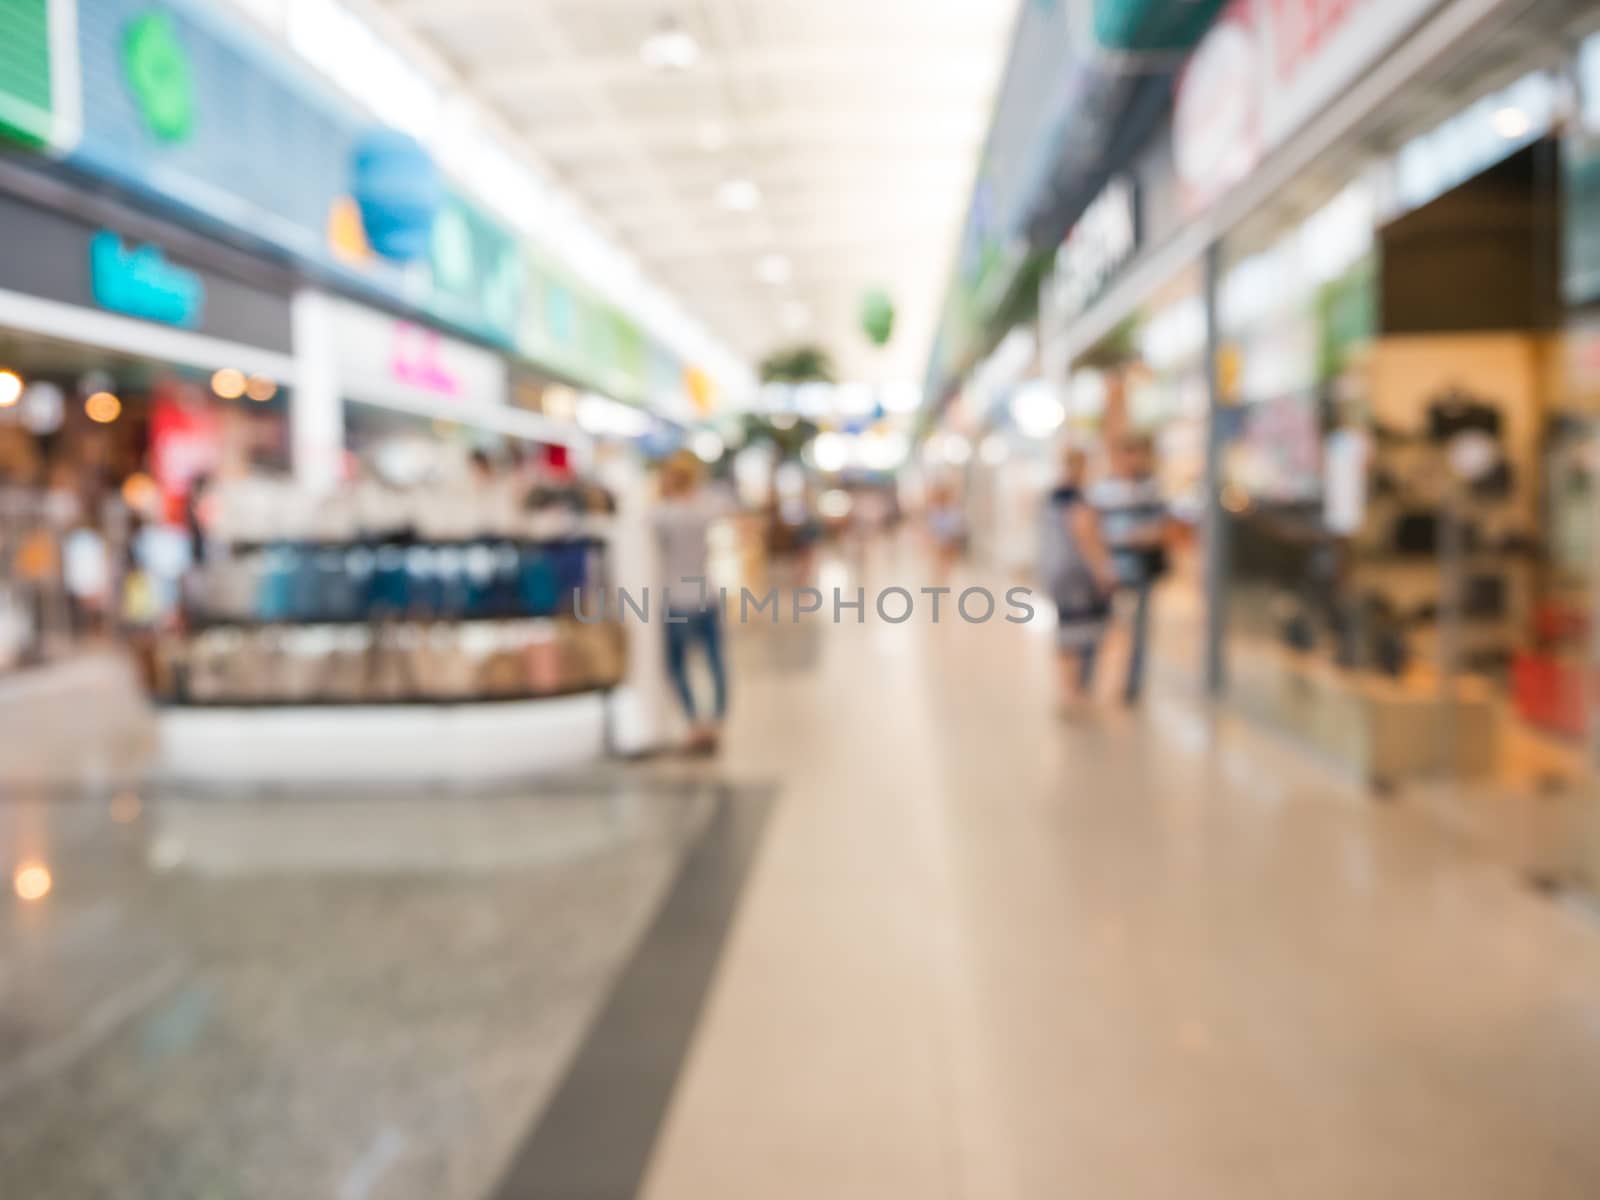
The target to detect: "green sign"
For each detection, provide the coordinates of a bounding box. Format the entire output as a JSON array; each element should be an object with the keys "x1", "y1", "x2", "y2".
[
  {"x1": 122, "y1": 10, "x2": 196, "y2": 143},
  {"x1": 517, "y1": 249, "x2": 650, "y2": 402},
  {"x1": 1091, "y1": 0, "x2": 1230, "y2": 54},
  {"x1": 0, "y1": 0, "x2": 56, "y2": 148}
]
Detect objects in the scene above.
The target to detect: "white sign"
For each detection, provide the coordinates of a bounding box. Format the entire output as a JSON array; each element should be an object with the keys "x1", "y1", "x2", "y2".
[
  {"x1": 330, "y1": 299, "x2": 507, "y2": 414},
  {"x1": 1175, "y1": 0, "x2": 1442, "y2": 215},
  {"x1": 1047, "y1": 178, "x2": 1139, "y2": 321},
  {"x1": 1173, "y1": 7, "x2": 1262, "y2": 215}
]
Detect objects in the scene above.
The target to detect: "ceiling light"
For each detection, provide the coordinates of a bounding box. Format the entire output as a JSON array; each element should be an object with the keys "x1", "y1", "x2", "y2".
[
  {"x1": 640, "y1": 17, "x2": 699, "y2": 71},
  {"x1": 834, "y1": 382, "x2": 875, "y2": 416},
  {"x1": 1011, "y1": 381, "x2": 1066, "y2": 439},
  {"x1": 856, "y1": 431, "x2": 909, "y2": 472},
  {"x1": 716, "y1": 178, "x2": 761, "y2": 212},
  {"x1": 809, "y1": 431, "x2": 850, "y2": 474},
  {"x1": 576, "y1": 392, "x2": 650, "y2": 439},
  {"x1": 697, "y1": 120, "x2": 727, "y2": 152},
  {"x1": 781, "y1": 301, "x2": 810, "y2": 331},
  {"x1": 756, "y1": 253, "x2": 792, "y2": 285},
  {"x1": 691, "y1": 429, "x2": 724, "y2": 463},
  {"x1": 0, "y1": 370, "x2": 21, "y2": 408},
  {"x1": 1492, "y1": 105, "x2": 1531, "y2": 139},
  {"x1": 882, "y1": 381, "x2": 922, "y2": 414}
]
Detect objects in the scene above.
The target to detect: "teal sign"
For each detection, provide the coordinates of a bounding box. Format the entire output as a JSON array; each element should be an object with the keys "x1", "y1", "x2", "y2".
[{"x1": 89, "y1": 231, "x2": 206, "y2": 327}]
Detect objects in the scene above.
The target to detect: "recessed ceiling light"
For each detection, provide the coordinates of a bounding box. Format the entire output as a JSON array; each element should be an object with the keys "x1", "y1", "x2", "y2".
[
  {"x1": 697, "y1": 120, "x2": 728, "y2": 152},
  {"x1": 716, "y1": 178, "x2": 761, "y2": 211},
  {"x1": 1492, "y1": 105, "x2": 1530, "y2": 139},
  {"x1": 781, "y1": 300, "x2": 811, "y2": 330},
  {"x1": 640, "y1": 17, "x2": 699, "y2": 71},
  {"x1": 756, "y1": 253, "x2": 792, "y2": 285}
]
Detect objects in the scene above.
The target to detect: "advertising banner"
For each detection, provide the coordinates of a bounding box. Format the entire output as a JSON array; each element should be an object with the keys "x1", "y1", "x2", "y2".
[
  {"x1": 0, "y1": 0, "x2": 67, "y2": 147},
  {"x1": 1174, "y1": 0, "x2": 1442, "y2": 215}
]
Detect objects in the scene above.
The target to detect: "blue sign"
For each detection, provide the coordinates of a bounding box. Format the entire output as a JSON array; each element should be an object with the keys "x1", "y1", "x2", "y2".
[{"x1": 89, "y1": 231, "x2": 206, "y2": 327}]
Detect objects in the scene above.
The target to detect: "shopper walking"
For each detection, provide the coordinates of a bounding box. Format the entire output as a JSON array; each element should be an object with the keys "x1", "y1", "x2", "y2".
[
  {"x1": 926, "y1": 483, "x2": 965, "y2": 582},
  {"x1": 1089, "y1": 434, "x2": 1170, "y2": 705},
  {"x1": 1040, "y1": 446, "x2": 1116, "y2": 714},
  {"x1": 654, "y1": 450, "x2": 730, "y2": 754}
]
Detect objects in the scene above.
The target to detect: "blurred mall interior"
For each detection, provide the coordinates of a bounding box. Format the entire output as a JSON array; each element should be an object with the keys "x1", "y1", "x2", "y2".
[{"x1": 10, "y1": 0, "x2": 1600, "y2": 1195}]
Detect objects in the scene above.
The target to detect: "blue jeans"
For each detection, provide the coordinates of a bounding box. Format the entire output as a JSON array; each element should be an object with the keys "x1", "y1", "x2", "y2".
[
  {"x1": 1124, "y1": 583, "x2": 1153, "y2": 704},
  {"x1": 665, "y1": 607, "x2": 727, "y2": 722}
]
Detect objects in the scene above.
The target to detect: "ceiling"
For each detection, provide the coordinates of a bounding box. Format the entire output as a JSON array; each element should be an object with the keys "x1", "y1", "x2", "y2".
[{"x1": 374, "y1": 0, "x2": 1022, "y2": 389}]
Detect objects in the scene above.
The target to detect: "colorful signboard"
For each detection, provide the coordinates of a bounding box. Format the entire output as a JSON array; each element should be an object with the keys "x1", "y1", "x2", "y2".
[
  {"x1": 1, "y1": 0, "x2": 685, "y2": 404},
  {"x1": 1174, "y1": 0, "x2": 1442, "y2": 215},
  {"x1": 329, "y1": 296, "x2": 507, "y2": 413},
  {"x1": 0, "y1": 0, "x2": 72, "y2": 148},
  {"x1": 89, "y1": 229, "x2": 206, "y2": 327}
]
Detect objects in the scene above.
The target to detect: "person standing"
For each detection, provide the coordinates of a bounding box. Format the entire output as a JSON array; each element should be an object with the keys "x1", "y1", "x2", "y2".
[
  {"x1": 653, "y1": 450, "x2": 730, "y2": 754},
  {"x1": 1089, "y1": 434, "x2": 1170, "y2": 705},
  {"x1": 1040, "y1": 446, "x2": 1116, "y2": 713}
]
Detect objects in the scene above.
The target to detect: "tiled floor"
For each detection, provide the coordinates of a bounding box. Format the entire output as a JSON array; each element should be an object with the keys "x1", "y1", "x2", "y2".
[
  {"x1": 0, "y1": 778, "x2": 718, "y2": 1200},
  {"x1": 639, "y1": 549, "x2": 1600, "y2": 1200},
  {"x1": 6, "y1": 545, "x2": 1600, "y2": 1199}
]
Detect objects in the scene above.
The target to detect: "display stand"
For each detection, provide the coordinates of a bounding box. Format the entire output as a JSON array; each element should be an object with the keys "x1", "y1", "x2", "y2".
[{"x1": 153, "y1": 531, "x2": 625, "y2": 785}]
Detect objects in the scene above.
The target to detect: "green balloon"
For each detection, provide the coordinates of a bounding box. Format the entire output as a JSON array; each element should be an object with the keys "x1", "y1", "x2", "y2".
[{"x1": 860, "y1": 288, "x2": 895, "y2": 346}]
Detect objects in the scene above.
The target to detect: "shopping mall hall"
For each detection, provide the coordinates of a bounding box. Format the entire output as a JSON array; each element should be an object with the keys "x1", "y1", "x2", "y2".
[{"x1": 10, "y1": 0, "x2": 1600, "y2": 1195}]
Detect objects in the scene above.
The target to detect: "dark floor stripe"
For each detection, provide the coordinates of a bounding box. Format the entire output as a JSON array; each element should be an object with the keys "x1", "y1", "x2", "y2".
[{"x1": 487, "y1": 782, "x2": 776, "y2": 1200}]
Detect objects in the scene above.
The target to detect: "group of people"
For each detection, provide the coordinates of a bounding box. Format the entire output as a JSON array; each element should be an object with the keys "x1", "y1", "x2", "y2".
[
  {"x1": 647, "y1": 432, "x2": 1173, "y2": 753},
  {"x1": 1041, "y1": 433, "x2": 1170, "y2": 715}
]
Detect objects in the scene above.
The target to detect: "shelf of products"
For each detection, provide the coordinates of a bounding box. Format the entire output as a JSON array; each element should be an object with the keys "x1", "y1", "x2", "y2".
[
  {"x1": 156, "y1": 615, "x2": 624, "y2": 707},
  {"x1": 157, "y1": 469, "x2": 628, "y2": 707}
]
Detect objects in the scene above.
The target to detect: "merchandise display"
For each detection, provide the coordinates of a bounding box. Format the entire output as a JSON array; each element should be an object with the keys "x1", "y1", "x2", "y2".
[{"x1": 155, "y1": 469, "x2": 627, "y2": 707}]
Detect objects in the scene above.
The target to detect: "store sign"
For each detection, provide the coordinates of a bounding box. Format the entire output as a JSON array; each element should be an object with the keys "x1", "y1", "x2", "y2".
[
  {"x1": 0, "y1": 0, "x2": 59, "y2": 148},
  {"x1": 1045, "y1": 177, "x2": 1139, "y2": 323},
  {"x1": 89, "y1": 231, "x2": 206, "y2": 328},
  {"x1": 1175, "y1": 0, "x2": 1441, "y2": 214},
  {"x1": 1088, "y1": 0, "x2": 1231, "y2": 53},
  {"x1": 1173, "y1": 4, "x2": 1261, "y2": 214},
  {"x1": 330, "y1": 298, "x2": 506, "y2": 411},
  {"x1": 390, "y1": 323, "x2": 462, "y2": 396}
]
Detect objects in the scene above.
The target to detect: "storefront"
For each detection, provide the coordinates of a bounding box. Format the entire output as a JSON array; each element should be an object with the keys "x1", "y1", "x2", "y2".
[
  {"x1": 0, "y1": 184, "x2": 296, "y2": 671},
  {"x1": 1034, "y1": 0, "x2": 1599, "y2": 818}
]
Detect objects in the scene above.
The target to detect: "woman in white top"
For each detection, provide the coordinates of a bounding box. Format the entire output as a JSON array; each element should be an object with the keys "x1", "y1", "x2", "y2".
[{"x1": 653, "y1": 450, "x2": 730, "y2": 754}]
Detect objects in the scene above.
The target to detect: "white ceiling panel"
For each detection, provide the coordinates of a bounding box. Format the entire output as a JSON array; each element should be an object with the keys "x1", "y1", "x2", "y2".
[{"x1": 374, "y1": 0, "x2": 1021, "y2": 387}]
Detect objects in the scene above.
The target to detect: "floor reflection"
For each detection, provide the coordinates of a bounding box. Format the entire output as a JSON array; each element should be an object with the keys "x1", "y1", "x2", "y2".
[{"x1": 0, "y1": 774, "x2": 719, "y2": 1200}]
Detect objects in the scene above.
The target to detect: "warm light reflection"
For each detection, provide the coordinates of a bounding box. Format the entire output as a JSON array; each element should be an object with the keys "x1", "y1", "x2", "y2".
[
  {"x1": 13, "y1": 861, "x2": 52, "y2": 902},
  {"x1": 85, "y1": 391, "x2": 122, "y2": 423},
  {"x1": 0, "y1": 369, "x2": 22, "y2": 408},
  {"x1": 120, "y1": 472, "x2": 159, "y2": 512},
  {"x1": 245, "y1": 375, "x2": 278, "y2": 402},
  {"x1": 211, "y1": 368, "x2": 247, "y2": 400}
]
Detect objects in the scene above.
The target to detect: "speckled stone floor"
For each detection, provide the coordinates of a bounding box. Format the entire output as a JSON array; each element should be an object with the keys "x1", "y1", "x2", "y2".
[{"x1": 0, "y1": 778, "x2": 720, "y2": 1200}]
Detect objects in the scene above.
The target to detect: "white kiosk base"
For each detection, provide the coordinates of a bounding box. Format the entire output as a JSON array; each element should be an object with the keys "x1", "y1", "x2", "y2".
[{"x1": 157, "y1": 693, "x2": 609, "y2": 787}]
